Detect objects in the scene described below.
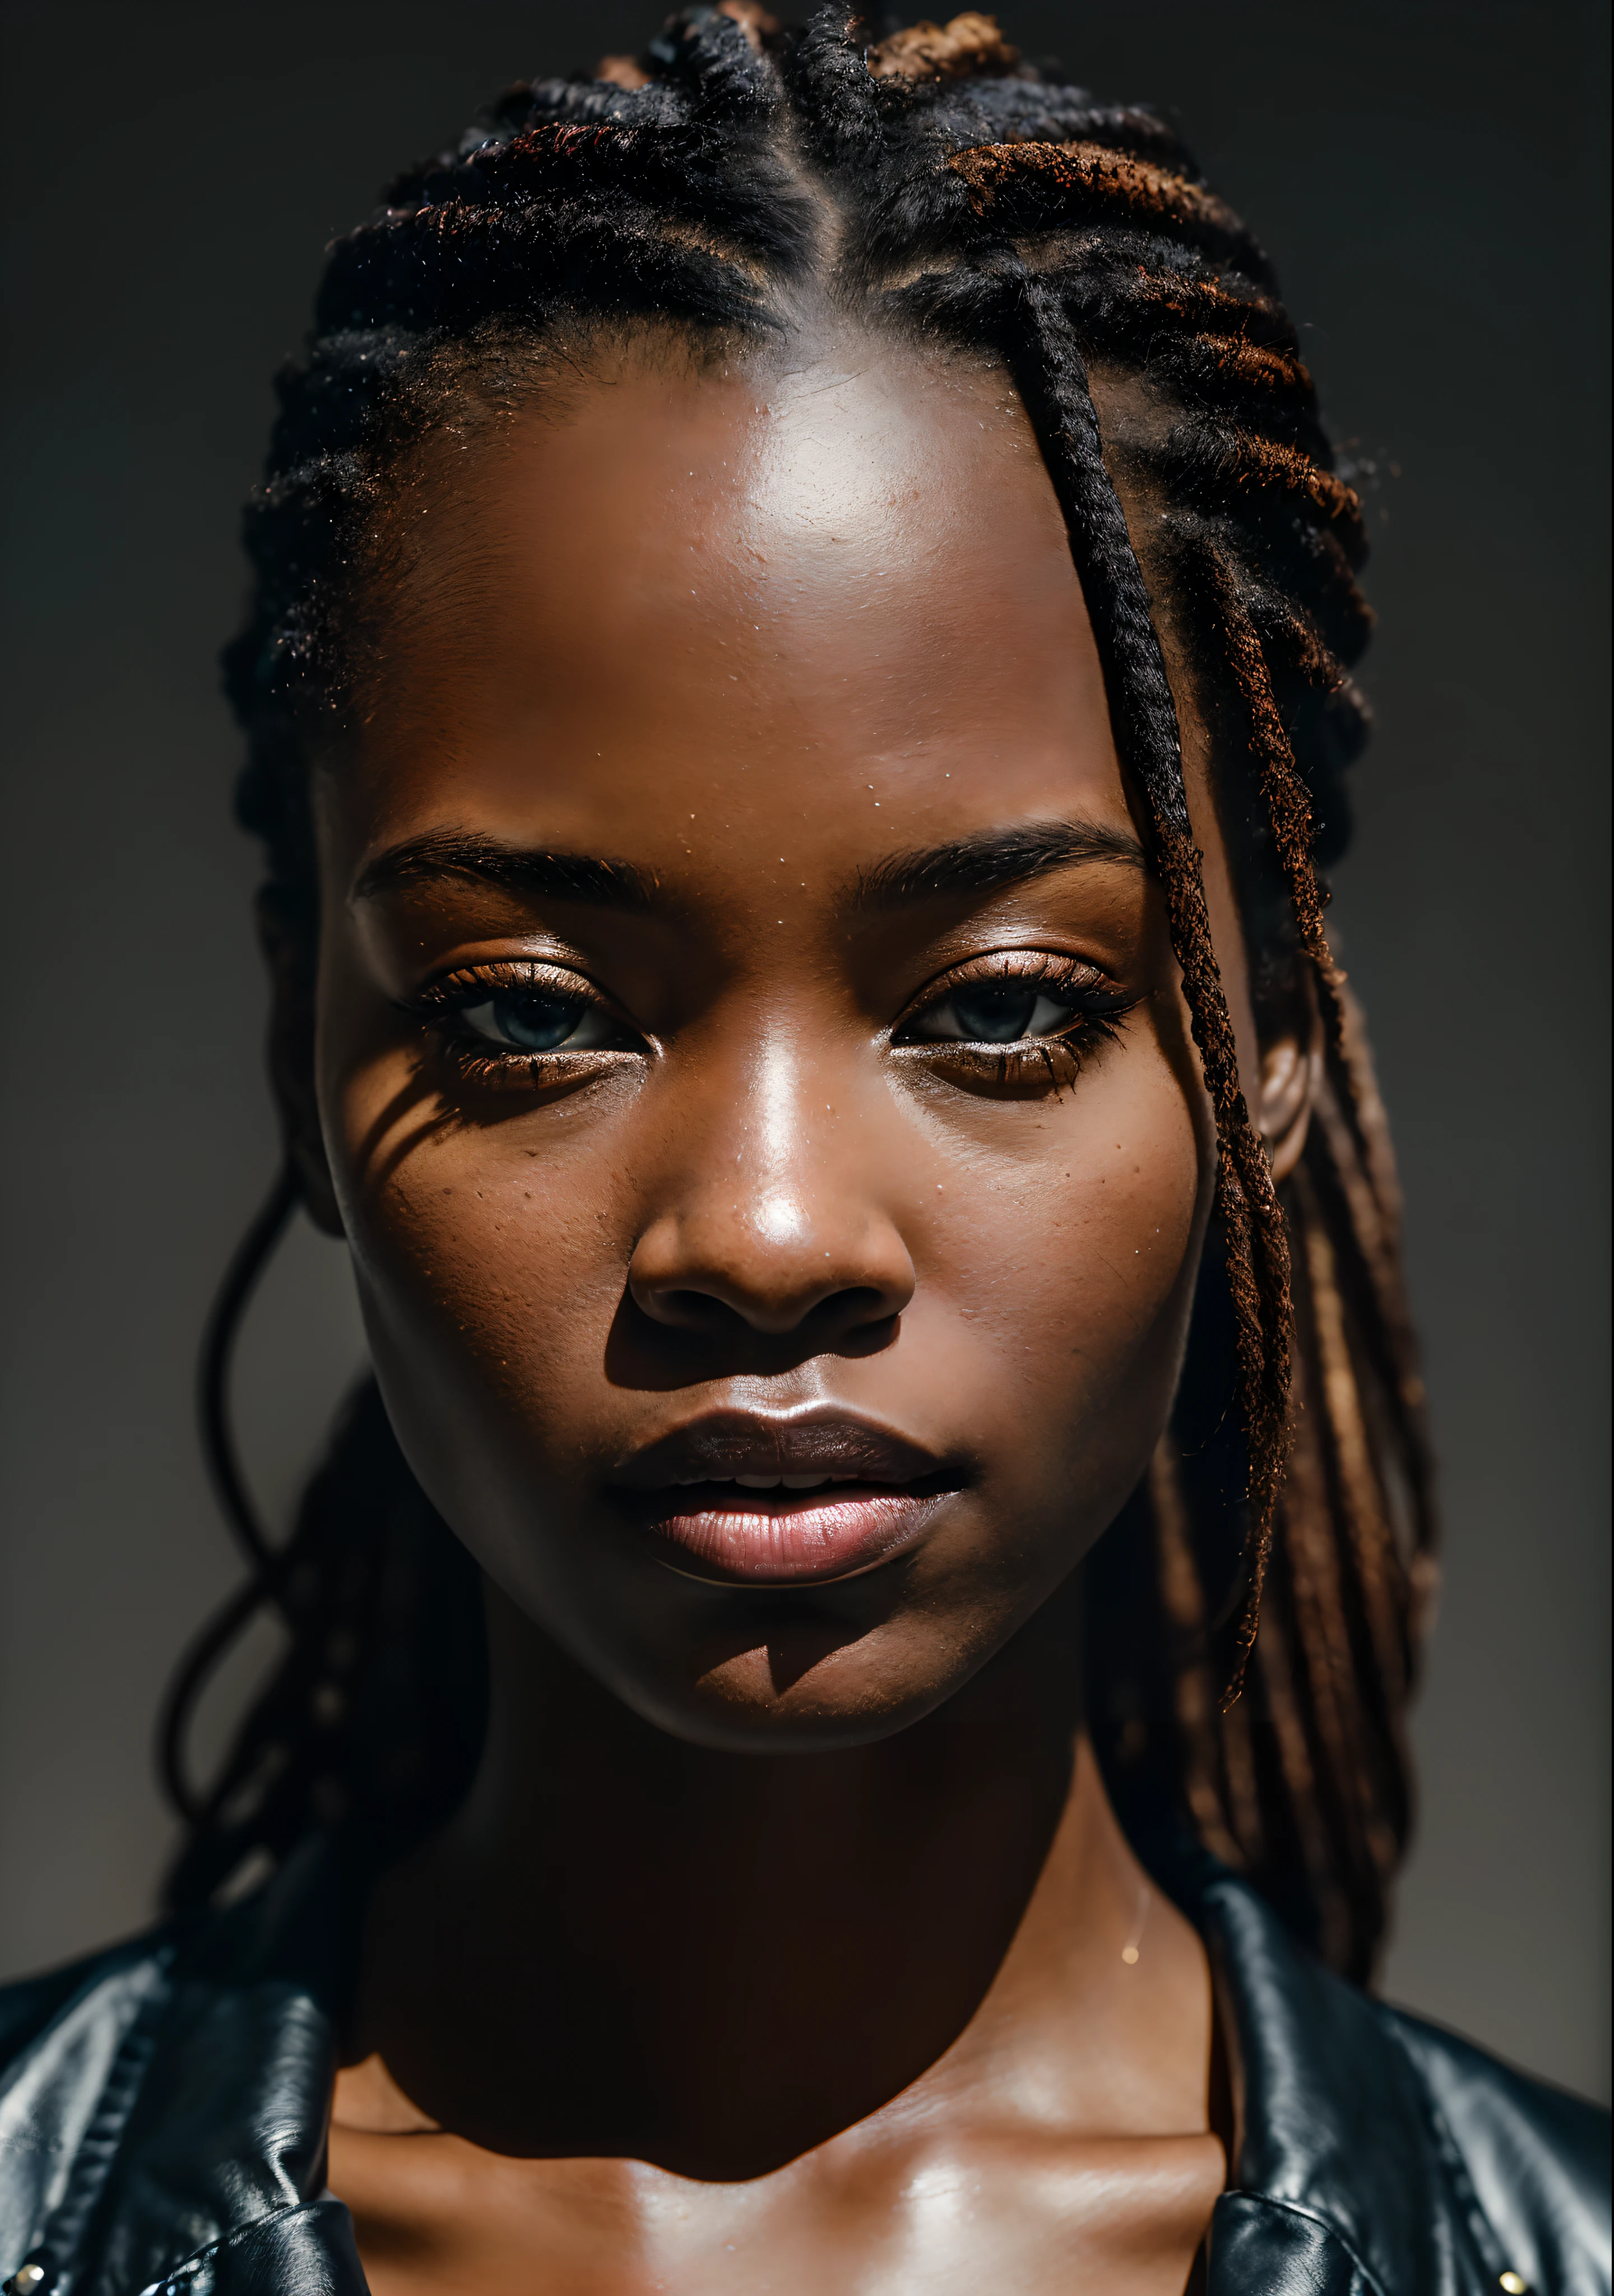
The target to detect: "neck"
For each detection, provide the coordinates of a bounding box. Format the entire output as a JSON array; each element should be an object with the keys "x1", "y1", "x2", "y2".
[{"x1": 353, "y1": 1571, "x2": 1179, "y2": 2178}]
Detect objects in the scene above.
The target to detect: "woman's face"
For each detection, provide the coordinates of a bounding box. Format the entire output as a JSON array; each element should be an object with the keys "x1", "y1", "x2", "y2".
[{"x1": 289, "y1": 336, "x2": 1257, "y2": 1751}]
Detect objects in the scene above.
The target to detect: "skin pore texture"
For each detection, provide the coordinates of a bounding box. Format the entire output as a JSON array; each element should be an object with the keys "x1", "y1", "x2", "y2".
[{"x1": 280, "y1": 333, "x2": 1311, "y2": 2293}]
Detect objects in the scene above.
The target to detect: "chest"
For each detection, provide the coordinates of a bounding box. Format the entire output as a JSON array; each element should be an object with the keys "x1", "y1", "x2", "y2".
[{"x1": 328, "y1": 2124, "x2": 1225, "y2": 2295}]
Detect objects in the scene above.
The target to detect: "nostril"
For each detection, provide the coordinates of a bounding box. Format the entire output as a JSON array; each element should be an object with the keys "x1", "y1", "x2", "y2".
[
  {"x1": 819, "y1": 1286, "x2": 902, "y2": 1332},
  {"x1": 643, "y1": 1285, "x2": 740, "y2": 1334},
  {"x1": 638, "y1": 1282, "x2": 904, "y2": 1341}
]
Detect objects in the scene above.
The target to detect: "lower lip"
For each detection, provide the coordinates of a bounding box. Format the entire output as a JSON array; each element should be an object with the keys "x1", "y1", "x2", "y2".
[{"x1": 635, "y1": 1483, "x2": 947, "y2": 1585}]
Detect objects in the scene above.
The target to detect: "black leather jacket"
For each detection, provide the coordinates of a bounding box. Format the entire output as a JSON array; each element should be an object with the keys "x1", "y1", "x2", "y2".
[{"x1": 1, "y1": 1833, "x2": 1606, "y2": 2295}]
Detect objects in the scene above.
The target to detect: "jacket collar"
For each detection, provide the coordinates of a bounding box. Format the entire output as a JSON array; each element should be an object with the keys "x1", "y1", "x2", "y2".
[
  {"x1": 16, "y1": 1830, "x2": 1492, "y2": 2295},
  {"x1": 1164, "y1": 1844, "x2": 1500, "y2": 2293},
  {"x1": 10, "y1": 1836, "x2": 367, "y2": 2296}
]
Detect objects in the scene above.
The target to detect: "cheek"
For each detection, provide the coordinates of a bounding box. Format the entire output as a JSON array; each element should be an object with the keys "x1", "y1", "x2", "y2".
[
  {"x1": 332, "y1": 1096, "x2": 637, "y2": 1456},
  {"x1": 308, "y1": 953, "x2": 630, "y2": 1490},
  {"x1": 917, "y1": 1055, "x2": 1207, "y2": 1511}
]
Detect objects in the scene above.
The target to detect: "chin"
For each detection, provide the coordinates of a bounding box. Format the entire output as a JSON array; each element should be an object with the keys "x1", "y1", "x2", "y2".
[{"x1": 613, "y1": 1622, "x2": 976, "y2": 1756}]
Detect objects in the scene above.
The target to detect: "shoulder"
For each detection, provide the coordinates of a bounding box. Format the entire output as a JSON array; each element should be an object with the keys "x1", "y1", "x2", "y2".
[
  {"x1": 1175, "y1": 1855, "x2": 1610, "y2": 2294},
  {"x1": 0, "y1": 1923, "x2": 185, "y2": 2261},
  {"x1": 0, "y1": 1835, "x2": 359, "y2": 2126},
  {"x1": 1385, "y1": 2004, "x2": 1611, "y2": 2296},
  {"x1": 0, "y1": 1841, "x2": 361, "y2": 2288},
  {"x1": 0, "y1": 1924, "x2": 184, "y2": 2085}
]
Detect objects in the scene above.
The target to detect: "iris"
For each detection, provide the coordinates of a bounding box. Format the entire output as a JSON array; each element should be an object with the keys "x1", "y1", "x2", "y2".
[
  {"x1": 470, "y1": 992, "x2": 588, "y2": 1050},
  {"x1": 948, "y1": 984, "x2": 1073, "y2": 1042}
]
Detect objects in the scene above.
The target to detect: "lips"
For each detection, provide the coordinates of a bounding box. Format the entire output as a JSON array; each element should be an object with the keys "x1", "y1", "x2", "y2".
[{"x1": 610, "y1": 1408, "x2": 958, "y2": 1585}]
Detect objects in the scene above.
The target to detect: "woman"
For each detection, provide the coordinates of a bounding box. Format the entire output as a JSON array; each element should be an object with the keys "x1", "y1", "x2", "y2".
[{"x1": 0, "y1": 8, "x2": 1605, "y2": 2292}]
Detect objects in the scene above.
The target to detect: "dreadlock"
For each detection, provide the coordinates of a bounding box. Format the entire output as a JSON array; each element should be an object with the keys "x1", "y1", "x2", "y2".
[{"x1": 162, "y1": 5, "x2": 1436, "y2": 1983}]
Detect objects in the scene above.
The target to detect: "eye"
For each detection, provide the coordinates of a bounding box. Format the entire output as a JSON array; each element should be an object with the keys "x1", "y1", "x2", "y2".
[
  {"x1": 912, "y1": 979, "x2": 1090, "y2": 1044},
  {"x1": 458, "y1": 988, "x2": 620, "y2": 1053}
]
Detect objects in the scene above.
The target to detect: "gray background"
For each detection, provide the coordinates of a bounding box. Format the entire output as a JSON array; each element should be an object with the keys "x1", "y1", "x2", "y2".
[{"x1": 2, "y1": 1, "x2": 1607, "y2": 2101}]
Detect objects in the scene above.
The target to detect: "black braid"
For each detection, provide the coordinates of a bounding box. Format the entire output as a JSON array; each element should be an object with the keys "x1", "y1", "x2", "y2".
[
  {"x1": 996, "y1": 275, "x2": 1295, "y2": 1700},
  {"x1": 171, "y1": 7, "x2": 1435, "y2": 1981}
]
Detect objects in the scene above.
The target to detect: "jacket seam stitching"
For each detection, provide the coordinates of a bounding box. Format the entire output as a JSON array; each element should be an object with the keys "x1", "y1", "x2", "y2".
[
  {"x1": 1376, "y1": 2014, "x2": 1514, "y2": 2282},
  {"x1": 140, "y1": 2198, "x2": 342, "y2": 2292},
  {"x1": 33, "y1": 1947, "x2": 180, "y2": 2269},
  {"x1": 1219, "y1": 2189, "x2": 1390, "y2": 2295}
]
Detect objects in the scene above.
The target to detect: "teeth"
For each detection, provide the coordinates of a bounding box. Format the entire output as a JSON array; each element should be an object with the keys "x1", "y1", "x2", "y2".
[
  {"x1": 727, "y1": 1473, "x2": 837, "y2": 1491},
  {"x1": 667, "y1": 1472, "x2": 857, "y2": 1492}
]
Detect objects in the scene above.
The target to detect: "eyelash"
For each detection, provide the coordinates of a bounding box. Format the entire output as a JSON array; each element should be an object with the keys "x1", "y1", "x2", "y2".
[
  {"x1": 404, "y1": 951, "x2": 1138, "y2": 1092},
  {"x1": 893, "y1": 950, "x2": 1138, "y2": 1086},
  {"x1": 404, "y1": 961, "x2": 632, "y2": 1089}
]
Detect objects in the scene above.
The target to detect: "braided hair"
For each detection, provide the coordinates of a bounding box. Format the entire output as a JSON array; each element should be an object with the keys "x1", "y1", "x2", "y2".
[{"x1": 163, "y1": 6, "x2": 1436, "y2": 1983}]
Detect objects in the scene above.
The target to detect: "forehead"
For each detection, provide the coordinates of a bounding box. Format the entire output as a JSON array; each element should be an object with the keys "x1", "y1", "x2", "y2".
[{"x1": 325, "y1": 335, "x2": 1131, "y2": 883}]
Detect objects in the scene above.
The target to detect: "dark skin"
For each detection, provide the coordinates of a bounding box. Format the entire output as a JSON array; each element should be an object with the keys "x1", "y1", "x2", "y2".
[{"x1": 271, "y1": 332, "x2": 1314, "y2": 2292}]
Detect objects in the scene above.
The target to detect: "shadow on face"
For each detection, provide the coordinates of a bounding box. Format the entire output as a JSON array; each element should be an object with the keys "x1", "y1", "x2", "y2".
[{"x1": 281, "y1": 330, "x2": 1239, "y2": 1751}]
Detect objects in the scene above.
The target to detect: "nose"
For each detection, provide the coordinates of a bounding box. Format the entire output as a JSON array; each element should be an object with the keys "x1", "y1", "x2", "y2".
[{"x1": 627, "y1": 1045, "x2": 916, "y2": 1340}]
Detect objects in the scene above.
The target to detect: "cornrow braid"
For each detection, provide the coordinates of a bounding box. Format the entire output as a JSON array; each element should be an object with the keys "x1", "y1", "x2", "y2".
[
  {"x1": 949, "y1": 139, "x2": 1278, "y2": 284},
  {"x1": 170, "y1": 6, "x2": 1436, "y2": 1982}
]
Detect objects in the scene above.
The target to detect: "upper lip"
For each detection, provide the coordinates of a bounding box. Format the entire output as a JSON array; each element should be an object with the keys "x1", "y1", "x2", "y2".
[{"x1": 611, "y1": 1406, "x2": 944, "y2": 1493}]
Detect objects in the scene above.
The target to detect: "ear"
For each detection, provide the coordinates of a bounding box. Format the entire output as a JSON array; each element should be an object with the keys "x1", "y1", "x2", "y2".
[
  {"x1": 1257, "y1": 991, "x2": 1324, "y2": 1185},
  {"x1": 257, "y1": 888, "x2": 344, "y2": 1237}
]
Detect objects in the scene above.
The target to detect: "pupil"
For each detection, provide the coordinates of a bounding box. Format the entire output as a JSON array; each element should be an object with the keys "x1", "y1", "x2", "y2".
[
  {"x1": 496, "y1": 993, "x2": 580, "y2": 1051},
  {"x1": 952, "y1": 984, "x2": 1040, "y2": 1043}
]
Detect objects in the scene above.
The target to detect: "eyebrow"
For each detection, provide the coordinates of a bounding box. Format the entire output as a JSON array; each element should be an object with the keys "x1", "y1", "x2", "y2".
[
  {"x1": 851, "y1": 818, "x2": 1147, "y2": 911},
  {"x1": 351, "y1": 831, "x2": 655, "y2": 912}
]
